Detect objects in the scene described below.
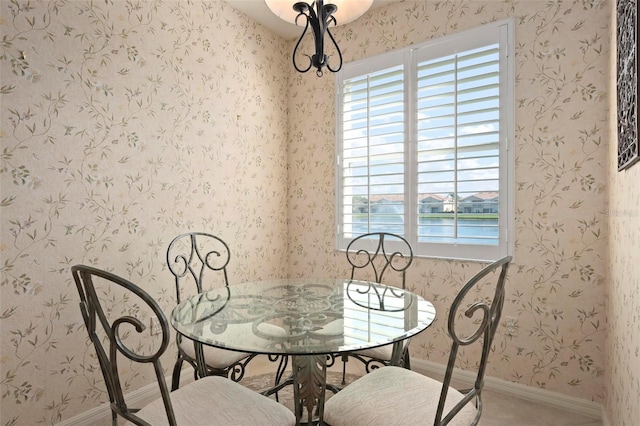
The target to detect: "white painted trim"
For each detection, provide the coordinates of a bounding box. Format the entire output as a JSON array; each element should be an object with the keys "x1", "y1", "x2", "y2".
[
  {"x1": 56, "y1": 371, "x2": 196, "y2": 426},
  {"x1": 411, "y1": 358, "x2": 604, "y2": 420}
]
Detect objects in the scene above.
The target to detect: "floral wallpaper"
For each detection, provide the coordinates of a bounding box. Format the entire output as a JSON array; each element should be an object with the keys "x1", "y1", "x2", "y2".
[
  {"x1": 0, "y1": 0, "x2": 290, "y2": 424},
  {"x1": 287, "y1": 0, "x2": 609, "y2": 404},
  {"x1": 606, "y1": 1, "x2": 640, "y2": 424},
  {"x1": 0, "y1": 0, "x2": 633, "y2": 425}
]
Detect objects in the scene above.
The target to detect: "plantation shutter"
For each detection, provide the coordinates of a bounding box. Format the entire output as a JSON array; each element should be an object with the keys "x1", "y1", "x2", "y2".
[
  {"x1": 340, "y1": 63, "x2": 406, "y2": 240},
  {"x1": 336, "y1": 20, "x2": 513, "y2": 261},
  {"x1": 415, "y1": 43, "x2": 501, "y2": 245}
]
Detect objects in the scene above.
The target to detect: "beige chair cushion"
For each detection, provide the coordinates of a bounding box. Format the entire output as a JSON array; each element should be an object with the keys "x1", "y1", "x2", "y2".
[
  {"x1": 324, "y1": 366, "x2": 477, "y2": 426},
  {"x1": 124, "y1": 375, "x2": 296, "y2": 426},
  {"x1": 353, "y1": 344, "x2": 393, "y2": 361},
  {"x1": 179, "y1": 339, "x2": 249, "y2": 369},
  {"x1": 319, "y1": 319, "x2": 399, "y2": 362},
  {"x1": 318, "y1": 319, "x2": 396, "y2": 361},
  {"x1": 180, "y1": 322, "x2": 287, "y2": 370}
]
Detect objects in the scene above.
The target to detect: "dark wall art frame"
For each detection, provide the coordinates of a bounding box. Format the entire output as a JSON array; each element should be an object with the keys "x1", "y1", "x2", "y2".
[{"x1": 617, "y1": 0, "x2": 640, "y2": 171}]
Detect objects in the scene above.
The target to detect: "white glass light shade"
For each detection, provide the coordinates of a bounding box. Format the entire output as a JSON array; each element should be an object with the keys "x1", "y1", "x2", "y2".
[{"x1": 265, "y1": 0, "x2": 373, "y2": 26}]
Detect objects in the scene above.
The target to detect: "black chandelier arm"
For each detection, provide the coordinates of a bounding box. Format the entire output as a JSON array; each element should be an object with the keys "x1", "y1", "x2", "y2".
[
  {"x1": 292, "y1": 14, "x2": 314, "y2": 73},
  {"x1": 325, "y1": 26, "x2": 343, "y2": 73},
  {"x1": 291, "y1": 0, "x2": 342, "y2": 76}
]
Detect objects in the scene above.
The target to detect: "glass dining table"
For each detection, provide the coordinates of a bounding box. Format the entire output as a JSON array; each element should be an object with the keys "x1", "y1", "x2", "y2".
[{"x1": 171, "y1": 278, "x2": 436, "y2": 425}]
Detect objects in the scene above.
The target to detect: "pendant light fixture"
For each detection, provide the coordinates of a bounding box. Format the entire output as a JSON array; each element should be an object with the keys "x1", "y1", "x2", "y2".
[{"x1": 265, "y1": 0, "x2": 373, "y2": 76}]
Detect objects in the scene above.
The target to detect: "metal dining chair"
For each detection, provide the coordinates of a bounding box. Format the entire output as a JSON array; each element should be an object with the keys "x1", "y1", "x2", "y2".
[
  {"x1": 324, "y1": 255, "x2": 512, "y2": 426},
  {"x1": 167, "y1": 232, "x2": 259, "y2": 390},
  {"x1": 339, "y1": 232, "x2": 414, "y2": 382},
  {"x1": 71, "y1": 265, "x2": 296, "y2": 426}
]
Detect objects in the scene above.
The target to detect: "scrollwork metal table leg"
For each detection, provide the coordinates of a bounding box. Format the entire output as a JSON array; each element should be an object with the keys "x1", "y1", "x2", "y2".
[{"x1": 292, "y1": 354, "x2": 327, "y2": 425}]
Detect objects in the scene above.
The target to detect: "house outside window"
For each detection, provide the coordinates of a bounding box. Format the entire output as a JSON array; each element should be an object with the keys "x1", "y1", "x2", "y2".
[{"x1": 335, "y1": 20, "x2": 514, "y2": 262}]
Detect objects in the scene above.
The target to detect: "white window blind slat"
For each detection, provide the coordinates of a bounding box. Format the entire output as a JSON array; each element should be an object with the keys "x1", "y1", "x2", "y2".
[
  {"x1": 337, "y1": 20, "x2": 513, "y2": 261},
  {"x1": 341, "y1": 62, "x2": 406, "y2": 238},
  {"x1": 416, "y1": 40, "x2": 501, "y2": 247}
]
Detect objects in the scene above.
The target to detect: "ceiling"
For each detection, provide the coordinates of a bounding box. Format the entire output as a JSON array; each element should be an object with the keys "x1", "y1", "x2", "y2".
[{"x1": 224, "y1": 0, "x2": 395, "y2": 40}]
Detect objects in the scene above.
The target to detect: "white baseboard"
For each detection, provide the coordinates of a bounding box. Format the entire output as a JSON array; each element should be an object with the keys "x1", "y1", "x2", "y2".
[
  {"x1": 56, "y1": 372, "x2": 195, "y2": 426},
  {"x1": 411, "y1": 359, "x2": 604, "y2": 420}
]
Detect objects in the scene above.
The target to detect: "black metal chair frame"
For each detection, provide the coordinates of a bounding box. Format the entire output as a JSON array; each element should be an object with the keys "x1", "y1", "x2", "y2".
[
  {"x1": 167, "y1": 232, "x2": 261, "y2": 390},
  {"x1": 323, "y1": 255, "x2": 512, "y2": 426},
  {"x1": 72, "y1": 265, "x2": 177, "y2": 425},
  {"x1": 167, "y1": 232, "x2": 288, "y2": 393},
  {"x1": 435, "y1": 255, "x2": 512, "y2": 424},
  {"x1": 340, "y1": 232, "x2": 414, "y2": 380}
]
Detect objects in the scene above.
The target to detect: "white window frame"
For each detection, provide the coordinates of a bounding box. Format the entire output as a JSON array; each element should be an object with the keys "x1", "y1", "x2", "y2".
[{"x1": 335, "y1": 19, "x2": 514, "y2": 262}]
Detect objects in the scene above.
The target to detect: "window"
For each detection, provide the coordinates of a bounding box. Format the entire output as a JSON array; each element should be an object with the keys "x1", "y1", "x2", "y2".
[{"x1": 336, "y1": 20, "x2": 514, "y2": 262}]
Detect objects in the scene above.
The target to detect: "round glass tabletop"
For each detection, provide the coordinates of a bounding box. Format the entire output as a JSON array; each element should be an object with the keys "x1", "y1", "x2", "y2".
[{"x1": 171, "y1": 278, "x2": 436, "y2": 355}]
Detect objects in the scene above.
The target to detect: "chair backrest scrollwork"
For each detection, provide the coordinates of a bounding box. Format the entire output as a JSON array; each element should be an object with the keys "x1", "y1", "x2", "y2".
[
  {"x1": 166, "y1": 232, "x2": 231, "y2": 304},
  {"x1": 346, "y1": 232, "x2": 413, "y2": 288},
  {"x1": 72, "y1": 265, "x2": 178, "y2": 426},
  {"x1": 436, "y1": 255, "x2": 512, "y2": 426}
]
